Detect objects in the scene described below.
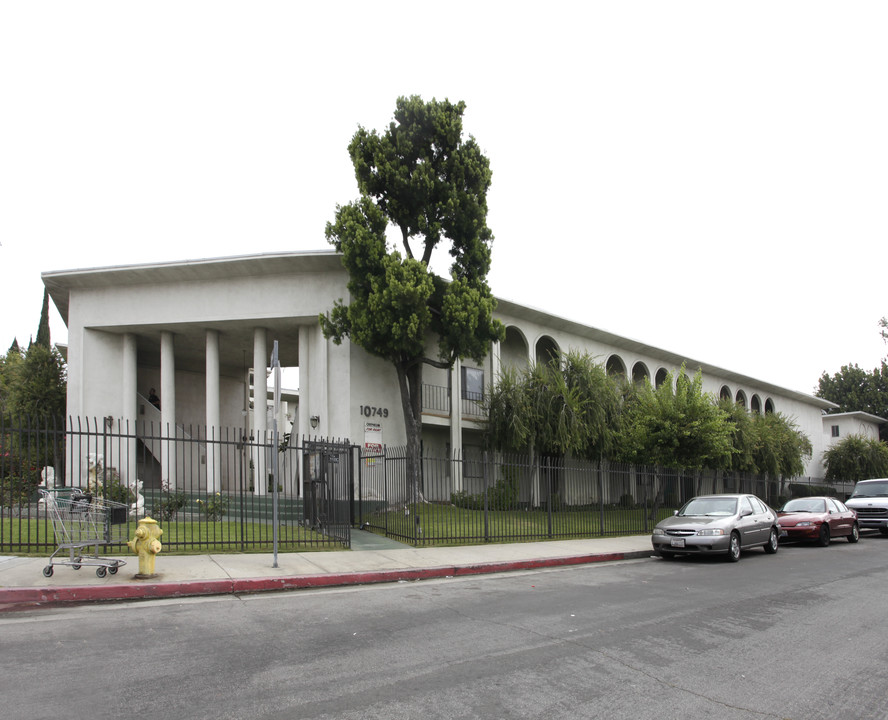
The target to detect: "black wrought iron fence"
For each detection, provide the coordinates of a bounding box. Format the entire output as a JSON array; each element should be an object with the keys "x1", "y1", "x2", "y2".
[
  {"x1": 0, "y1": 416, "x2": 351, "y2": 554},
  {"x1": 353, "y1": 446, "x2": 854, "y2": 547},
  {"x1": 3, "y1": 417, "x2": 856, "y2": 552}
]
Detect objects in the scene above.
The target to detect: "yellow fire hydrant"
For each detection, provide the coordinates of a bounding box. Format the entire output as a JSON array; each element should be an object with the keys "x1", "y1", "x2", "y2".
[{"x1": 127, "y1": 517, "x2": 163, "y2": 578}]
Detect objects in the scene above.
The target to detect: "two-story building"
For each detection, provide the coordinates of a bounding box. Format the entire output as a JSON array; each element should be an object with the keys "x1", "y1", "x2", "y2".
[{"x1": 43, "y1": 250, "x2": 843, "y2": 494}]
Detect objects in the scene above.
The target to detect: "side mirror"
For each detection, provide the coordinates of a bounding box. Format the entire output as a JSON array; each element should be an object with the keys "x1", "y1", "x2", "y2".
[{"x1": 741, "y1": 508, "x2": 753, "y2": 517}]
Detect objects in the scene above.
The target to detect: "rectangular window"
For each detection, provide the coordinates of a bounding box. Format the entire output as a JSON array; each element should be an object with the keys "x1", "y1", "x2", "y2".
[
  {"x1": 831, "y1": 425, "x2": 840, "y2": 438},
  {"x1": 463, "y1": 444, "x2": 484, "y2": 480},
  {"x1": 461, "y1": 366, "x2": 484, "y2": 401}
]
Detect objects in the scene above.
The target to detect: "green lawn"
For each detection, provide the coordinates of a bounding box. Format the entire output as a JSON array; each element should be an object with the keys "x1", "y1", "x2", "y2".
[
  {"x1": 364, "y1": 503, "x2": 676, "y2": 547},
  {"x1": 4, "y1": 503, "x2": 676, "y2": 554},
  {"x1": 0, "y1": 516, "x2": 341, "y2": 556}
]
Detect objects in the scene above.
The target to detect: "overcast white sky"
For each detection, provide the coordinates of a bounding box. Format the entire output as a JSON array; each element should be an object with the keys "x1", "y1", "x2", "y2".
[{"x1": 2, "y1": 1, "x2": 886, "y2": 397}]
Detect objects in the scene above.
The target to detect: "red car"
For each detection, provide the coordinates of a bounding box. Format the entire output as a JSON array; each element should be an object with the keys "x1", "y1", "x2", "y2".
[{"x1": 777, "y1": 496, "x2": 859, "y2": 546}]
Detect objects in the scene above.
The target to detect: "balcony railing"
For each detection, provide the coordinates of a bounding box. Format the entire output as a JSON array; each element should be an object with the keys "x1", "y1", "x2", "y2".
[{"x1": 421, "y1": 384, "x2": 485, "y2": 420}]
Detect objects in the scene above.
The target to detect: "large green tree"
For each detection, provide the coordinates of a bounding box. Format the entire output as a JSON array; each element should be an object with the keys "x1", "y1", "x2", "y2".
[
  {"x1": 321, "y1": 96, "x2": 504, "y2": 490},
  {"x1": 0, "y1": 343, "x2": 24, "y2": 414},
  {"x1": 816, "y1": 362, "x2": 888, "y2": 440},
  {"x1": 34, "y1": 289, "x2": 51, "y2": 350},
  {"x1": 823, "y1": 434, "x2": 888, "y2": 481},
  {"x1": 2, "y1": 292, "x2": 67, "y2": 421},
  {"x1": 817, "y1": 319, "x2": 888, "y2": 440},
  {"x1": 485, "y1": 350, "x2": 621, "y2": 460},
  {"x1": 616, "y1": 368, "x2": 734, "y2": 470},
  {"x1": 748, "y1": 411, "x2": 812, "y2": 479},
  {"x1": 717, "y1": 396, "x2": 813, "y2": 478},
  {"x1": 11, "y1": 344, "x2": 67, "y2": 420},
  {"x1": 616, "y1": 368, "x2": 734, "y2": 518}
]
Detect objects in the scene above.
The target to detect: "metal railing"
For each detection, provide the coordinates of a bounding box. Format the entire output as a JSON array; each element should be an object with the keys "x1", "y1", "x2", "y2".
[
  {"x1": 422, "y1": 384, "x2": 485, "y2": 419},
  {"x1": 0, "y1": 416, "x2": 351, "y2": 554},
  {"x1": 353, "y1": 447, "x2": 852, "y2": 547},
  {"x1": 3, "y1": 416, "x2": 854, "y2": 552}
]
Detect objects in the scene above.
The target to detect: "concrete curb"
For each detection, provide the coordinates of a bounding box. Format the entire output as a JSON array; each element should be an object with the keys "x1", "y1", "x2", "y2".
[{"x1": 0, "y1": 549, "x2": 652, "y2": 610}]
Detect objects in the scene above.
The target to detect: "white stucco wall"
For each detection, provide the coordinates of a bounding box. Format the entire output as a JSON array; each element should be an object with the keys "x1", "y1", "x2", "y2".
[
  {"x1": 491, "y1": 301, "x2": 835, "y2": 478},
  {"x1": 47, "y1": 251, "x2": 840, "y2": 486}
]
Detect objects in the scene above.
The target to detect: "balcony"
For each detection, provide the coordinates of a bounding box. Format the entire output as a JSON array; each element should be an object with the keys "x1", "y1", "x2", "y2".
[{"x1": 421, "y1": 384, "x2": 486, "y2": 421}]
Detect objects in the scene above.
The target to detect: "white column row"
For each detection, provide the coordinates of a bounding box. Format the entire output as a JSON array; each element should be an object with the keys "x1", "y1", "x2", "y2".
[{"x1": 124, "y1": 325, "x2": 315, "y2": 495}]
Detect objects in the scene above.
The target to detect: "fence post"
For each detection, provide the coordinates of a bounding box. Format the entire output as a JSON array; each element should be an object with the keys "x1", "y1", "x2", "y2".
[
  {"x1": 383, "y1": 445, "x2": 389, "y2": 538},
  {"x1": 483, "y1": 450, "x2": 489, "y2": 542},
  {"x1": 546, "y1": 456, "x2": 553, "y2": 538},
  {"x1": 598, "y1": 460, "x2": 604, "y2": 536}
]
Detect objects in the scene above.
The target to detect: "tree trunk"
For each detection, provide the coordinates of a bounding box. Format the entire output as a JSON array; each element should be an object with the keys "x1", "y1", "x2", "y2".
[{"x1": 395, "y1": 360, "x2": 425, "y2": 503}]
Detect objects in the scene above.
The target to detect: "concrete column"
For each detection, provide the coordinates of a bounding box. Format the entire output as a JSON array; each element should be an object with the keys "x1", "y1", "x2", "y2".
[
  {"x1": 160, "y1": 331, "x2": 176, "y2": 489},
  {"x1": 122, "y1": 333, "x2": 138, "y2": 485},
  {"x1": 450, "y1": 358, "x2": 463, "y2": 492},
  {"x1": 298, "y1": 326, "x2": 310, "y2": 440},
  {"x1": 296, "y1": 325, "x2": 310, "y2": 499},
  {"x1": 490, "y1": 339, "x2": 501, "y2": 386},
  {"x1": 206, "y1": 329, "x2": 221, "y2": 493},
  {"x1": 317, "y1": 327, "x2": 328, "y2": 436},
  {"x1": 253, "y1": 328, "x2": 268, "y2": 496}
]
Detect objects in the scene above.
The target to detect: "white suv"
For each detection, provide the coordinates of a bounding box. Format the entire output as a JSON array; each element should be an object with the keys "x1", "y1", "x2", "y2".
[{"x1": 845, "y1": 478, "x2": 888, "y2": 535}]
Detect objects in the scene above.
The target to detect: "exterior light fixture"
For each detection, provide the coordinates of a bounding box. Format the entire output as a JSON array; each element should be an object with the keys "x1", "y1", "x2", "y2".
[{"x1": 310, "y1": 415, "x2": 319, "y2": 429}]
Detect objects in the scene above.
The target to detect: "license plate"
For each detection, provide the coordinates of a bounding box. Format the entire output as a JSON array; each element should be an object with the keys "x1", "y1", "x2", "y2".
[{"x1": 670, "y1": 538, "x2": 686, "y2": 548}]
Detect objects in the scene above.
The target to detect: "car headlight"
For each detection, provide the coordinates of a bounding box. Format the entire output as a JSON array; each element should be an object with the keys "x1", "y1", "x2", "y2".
[
  {"x1": 652, "y1": 528, "x2": 666, "y2": 536},
  {"x1": 696, "y1": 528, "x2": 725, "y2": 536},
  {"x1": 794, "y1": 521, "x2": 813, "y2": 527}
]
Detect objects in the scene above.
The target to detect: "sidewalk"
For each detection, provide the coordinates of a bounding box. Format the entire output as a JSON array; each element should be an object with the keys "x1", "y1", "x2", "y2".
[{"x1": 0, "y1": 531, "x2": 654, "y2": 610}]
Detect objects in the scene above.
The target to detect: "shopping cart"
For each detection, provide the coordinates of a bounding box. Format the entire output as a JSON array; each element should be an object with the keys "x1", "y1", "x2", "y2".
[{"x1": 40, "y1": 488, "x2": 128, "y2": 578}]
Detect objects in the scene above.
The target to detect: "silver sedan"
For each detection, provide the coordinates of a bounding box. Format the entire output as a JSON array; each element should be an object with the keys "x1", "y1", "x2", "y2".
[{"x1": 651, "y1": 493, "x2": 780, "y2": 562}]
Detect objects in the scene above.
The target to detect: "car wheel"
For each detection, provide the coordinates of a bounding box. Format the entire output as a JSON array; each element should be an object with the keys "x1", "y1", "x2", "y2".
[
  {"x1": 727, "y1": 531, "x2": 741, "y2": 562},
  {"x1": 818, "y1": 524, "x2": 830, "y2": 547},
  {"x1": 764, "y1": 527, "x2": 778, "y2": 554},
  {"x1": 848, "y1": 522, "x2": 860, "y2": 543}
]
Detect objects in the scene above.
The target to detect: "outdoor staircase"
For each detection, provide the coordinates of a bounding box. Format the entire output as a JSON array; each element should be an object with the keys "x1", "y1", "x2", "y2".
[{"x1": 136, "y1": 391, "x2": 207, "y2": 474}]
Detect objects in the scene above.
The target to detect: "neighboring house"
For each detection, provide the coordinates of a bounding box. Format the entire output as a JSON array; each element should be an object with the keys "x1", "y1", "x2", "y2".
[
  {"x1": 822, "y1": 411, "x2": 886, "y2": 454},
  {"x1": 43, "y1": 250, "x2": 839, "y2": 494}
]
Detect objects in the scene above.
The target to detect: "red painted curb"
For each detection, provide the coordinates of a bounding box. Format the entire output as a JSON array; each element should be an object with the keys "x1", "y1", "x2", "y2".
[{"x1": 0, "y1": 550, "x2": 649, "y2": 609}]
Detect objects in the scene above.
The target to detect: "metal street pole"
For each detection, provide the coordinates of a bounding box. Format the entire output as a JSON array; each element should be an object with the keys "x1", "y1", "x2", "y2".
[{"x1": 271, "y1": 340, "x2": 281, "y2": 568}]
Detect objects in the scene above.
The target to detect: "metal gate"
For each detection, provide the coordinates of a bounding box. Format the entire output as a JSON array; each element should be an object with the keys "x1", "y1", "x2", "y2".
[{"x1": 301, "y1": 439, "x2": 353, "y2": 543}]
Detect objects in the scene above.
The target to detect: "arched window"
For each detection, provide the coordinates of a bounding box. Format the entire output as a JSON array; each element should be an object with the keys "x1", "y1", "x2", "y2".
[
  {"x1": 750, "y1": 395, "x2": 762, "y2": 414},
  {"x1": 764, "y1": 398, "x2": 775, "y2": 414},
  {"x1": 735, "y1": 390, "x2": 747, "y2": 409},
  {"x1": 500, "y1": 326, "x2": 529, "y2": 370},
  {"x1": 535, "y1": 336, "x2": 560, "y2": 367},
  {"x1": 655, "y1": 368, "x2": 669, "y2": 389},
  {"x1": 720, "y1": 385, "x2": 732, "y2": 402},
  {"x1": 632, "y1": 362, "x2": 650, "y2": 387},
  {"x1": 606, "y1": 355, "x2": 626, "y2": 380}
]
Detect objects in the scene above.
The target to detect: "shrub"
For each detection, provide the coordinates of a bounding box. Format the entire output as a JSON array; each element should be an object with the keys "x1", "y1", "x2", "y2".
[
  {"x1": 618, "y1": 493, "x2": 635, "y2": 509},
  {"x1": 488, "y1": 474, "x2": 518, "y2": 510},
  {"x1": 152, "y1": 491, "x2": 189, "y2": 522},
  {"x1": 450, "y1": 473, "x2": 518, "y2": 511},
  {"x1": 197, "y1": 492, "x2": 230, "y2": 521},
  {"x1": 87, "y1": 458, "x2": 135, "y2": 505},
  {"x1": 0, "y1": 469, "x2": 40, "y2": 509}
]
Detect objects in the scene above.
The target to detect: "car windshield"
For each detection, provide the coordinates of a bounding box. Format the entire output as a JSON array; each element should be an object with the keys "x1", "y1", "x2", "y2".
[
  {"x1": 679, "y1": 498, "x2": 737, "y2": 517},
  {"x1": 781, "y1": 498, "x2": 826, "y2": 513},
  {"x1": 849, "y1": 481, "x2": 888, "y2": 498}
]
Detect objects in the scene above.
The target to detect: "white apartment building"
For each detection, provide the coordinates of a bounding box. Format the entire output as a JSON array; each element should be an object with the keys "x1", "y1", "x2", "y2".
[{"x1": 43, "y1": 251, "x2": 842, "y2": 492}]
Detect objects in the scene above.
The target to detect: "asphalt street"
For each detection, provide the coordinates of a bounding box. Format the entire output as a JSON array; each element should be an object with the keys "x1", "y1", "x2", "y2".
[{"x1": 3, "y1": 533, "x2": 887, "y2": 720}]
